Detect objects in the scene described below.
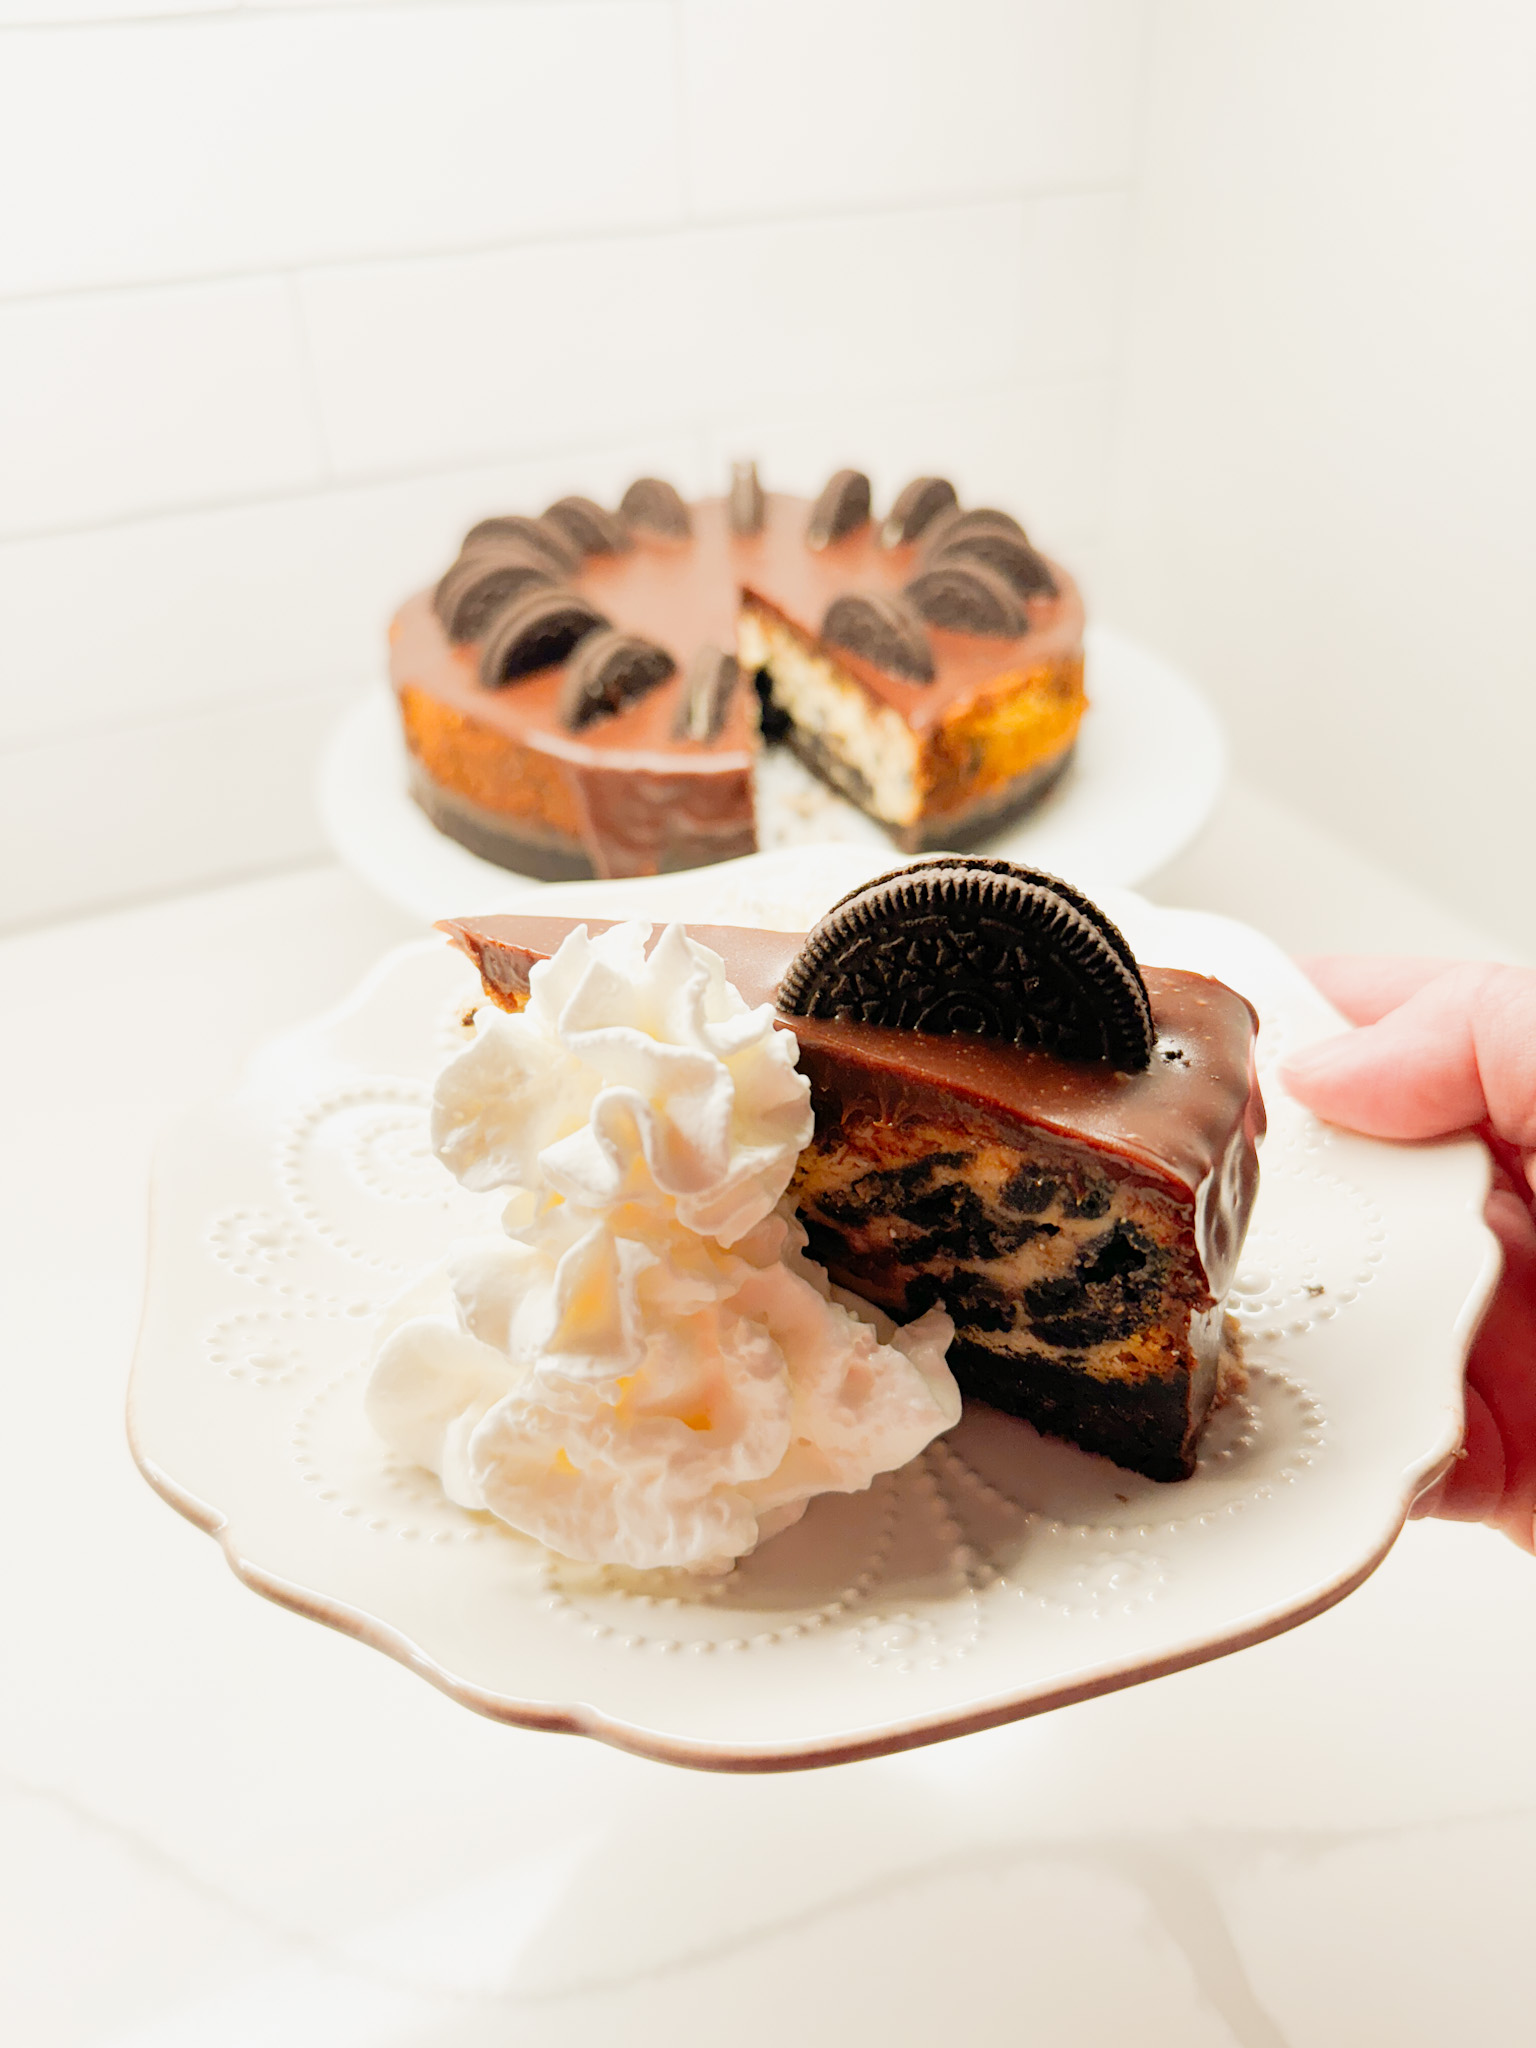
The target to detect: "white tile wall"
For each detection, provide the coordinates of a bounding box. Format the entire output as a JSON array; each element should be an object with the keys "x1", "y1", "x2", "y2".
[
  {"x1": 679, "y1": 0, "x2": 1144, "y2": 217},
  {"x1": 0, "y1": 7, "x2": 684, "y2": 296},
  {"x1": 0, "y1": 0, "x2": 1147, "y2": 929},
  {"x1": 1100, "y1": 0, "x2": 1536, "y2": 954},
  {"x1": 0, "y1": 281, "x2": 323, "y2": 537}
]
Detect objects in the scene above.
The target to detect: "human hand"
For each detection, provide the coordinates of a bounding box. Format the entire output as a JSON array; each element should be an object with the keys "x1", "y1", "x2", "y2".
[{"x1": 1280, "y1": 958, "x2": 1536, "y2": 1553}]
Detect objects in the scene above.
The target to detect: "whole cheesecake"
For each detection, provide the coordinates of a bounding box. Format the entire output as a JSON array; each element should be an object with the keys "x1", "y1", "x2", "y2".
[
  {"x1": 392, "y1": 467, "x2": 1088, "y2": 881},
  {"x1": 440, "y1": 862, "x2": 1263, "y2": 1483}
]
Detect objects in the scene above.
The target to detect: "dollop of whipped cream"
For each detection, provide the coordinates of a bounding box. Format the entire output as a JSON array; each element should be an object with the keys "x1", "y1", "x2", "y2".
[{"x1": 366, "y1": 920, "x2": 957, "y2": 1574}]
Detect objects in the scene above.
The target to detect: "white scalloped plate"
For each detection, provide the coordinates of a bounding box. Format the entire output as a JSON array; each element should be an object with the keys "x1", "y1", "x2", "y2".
[
  {"x1": 130, "y1": 850, "x2": 1497, "y2": 1772},
  {"x1": 320, "y1": 624, "x2": 1226, "y2": 921}
]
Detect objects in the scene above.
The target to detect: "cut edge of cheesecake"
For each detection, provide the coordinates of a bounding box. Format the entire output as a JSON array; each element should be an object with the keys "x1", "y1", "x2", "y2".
[
  {"x1": 393, "y1": 487, "x2": 1088, "y2": 880},
  {"x1": 441, "y1": 911, "x2": 1264, "y2": 1484}
]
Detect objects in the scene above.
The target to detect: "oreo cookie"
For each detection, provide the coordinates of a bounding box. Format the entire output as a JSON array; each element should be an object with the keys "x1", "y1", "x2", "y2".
[
  {"x1": 903, "y1": 559, "x2": 1025, "y2": 637},
  {"x1": 880, "y1": 476, "x2": 958, "y2": 548},
  {"x1": 433, "y1": 543, "x2": 559, "y2": 644},
  {"x1": 461, "y1": 514, "x2": 578, "y2": 575},
  {"x1": 777, "y1": 858, "x2": 1155, "y2": 1069},
  {"x1": 820, "y1": 590, "x2": 935, "y2": 683},
  {"x1": 818, "y1": 855, "x2": 1148, "y2": 992},
  {"x1": 478, "y1": 586, "x2": 611, "y2": 687},
  {"x1": 558, "y1": 628, "x2": 676, "y2": 730},
  {"x1": 729, "y1": 459, "x2": 766, "y2": 537},
  {"x1": 805, "y1": 469, "x2": 872, "y2": 550},
  {"x1": 619, "y1": 477, "x2": 692, "y2": 541},
  {"x1": 542, "y1": 496, "x2": 632, "y2": 557},
  {"x1": 922, "y1": 506, "x2": 1027, "y2": 555},
  {"x1": 673, "y1": 643, "x2": 741, "y2": 743},
  {"x1": 927, "y1": 527, "x2": 1057, "y2": 599}
]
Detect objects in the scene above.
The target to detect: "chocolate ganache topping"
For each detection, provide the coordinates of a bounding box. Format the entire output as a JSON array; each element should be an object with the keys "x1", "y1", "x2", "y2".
[
  {"x1": 439, "y1": 905, "x2": 1264, "y2": 1302},
  {"x1": 397, "y1": 463, "x2": 1087, "y2": 881}
]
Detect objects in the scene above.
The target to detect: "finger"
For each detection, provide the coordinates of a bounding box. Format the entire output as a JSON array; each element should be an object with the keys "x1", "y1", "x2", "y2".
[
  {"x1": 1410, "y1": 1382, "x2": 1505, "y2": 1524},
  {"x1": 1464, "y1": 1188, "x2": 1536, "y2": 1554},
  {"x1": 1297, "y1": 955, "x2": 1460, "y2": 1026},
  {"x1": 1280, "y1": 963, "x2": 1536, "y2": 1150}
]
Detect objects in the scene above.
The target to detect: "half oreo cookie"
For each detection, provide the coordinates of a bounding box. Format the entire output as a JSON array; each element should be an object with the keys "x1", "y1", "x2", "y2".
[
  {"x1": 434, "y1": 543, "x2": 559, "y2": 643},
  {"x1": 479, "y1": 586, "x2": 611, "y2": 687},
  {"x1": 881, "y1": 476, "x2": 959, "y2": 548},
  {"x1": 559, "y1": 629, "x2": 676, "y2": 730},
  {"x1": 542, "y1": 496, "x2": 632, "y2": 558},
  {"x1": 922, "y1": 506, "x2": 1028, "y2": 554},
  {"x1": 461, "y1": 514, "x2": 579, "y2": 575},
  {"x1": 673, "y1": 643, "x2": 741, "y2": 743},
  {"x1": 821, "y1": 590, "x2": 935, "y2": 683},
  {"x1": 926, "y1": 527, "x2": 1057, "y2": 599},
  {"x1": 777, "y1": 859, "x2": 1155, "y2": 1069},
  {"x1": 806, "y1": 469, "x2": 872, "y2": 550},
  {"x1": 904, "y1": 559, "x2": 1025, "y2": 637},
  {"x1": 619, "y1": 477, "x2": 692, "y2": 541},
  {"x1": 729, "y1": 459, "x2": 766, "y2": 537}
]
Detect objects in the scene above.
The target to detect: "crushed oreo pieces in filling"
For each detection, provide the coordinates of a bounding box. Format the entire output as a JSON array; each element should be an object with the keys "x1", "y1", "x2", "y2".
[{"x1": 795, "y1": 1143, "x2": 1175, "y2": 1358}]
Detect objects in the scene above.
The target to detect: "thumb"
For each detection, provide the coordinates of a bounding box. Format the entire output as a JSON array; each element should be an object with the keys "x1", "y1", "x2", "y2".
[{"x1": 1281, "y1": 963, "x2": 1536, "y2": 1149}]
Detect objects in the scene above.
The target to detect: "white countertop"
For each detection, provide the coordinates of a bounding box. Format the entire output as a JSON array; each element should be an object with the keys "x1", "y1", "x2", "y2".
[{"x1": 4, "y1": 780, "x2": 1533, "y2": 2047}]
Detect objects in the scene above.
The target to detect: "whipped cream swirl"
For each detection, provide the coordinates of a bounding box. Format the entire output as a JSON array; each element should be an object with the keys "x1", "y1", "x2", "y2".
[{"x1": 366, "y1": 921, "x2": 957, "y2": 1574}]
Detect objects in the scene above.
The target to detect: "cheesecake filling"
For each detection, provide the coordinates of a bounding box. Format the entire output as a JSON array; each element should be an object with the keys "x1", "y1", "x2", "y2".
[
  {"x1": 792, "y1": 1116, "x2": 1227, "y2": 1480},
  {"x1": 739, "y1": 603, "x2": 924, "y2": 826},
  {"x1": 366, "y1": 921, "x2": 958, "y2": 1573}
]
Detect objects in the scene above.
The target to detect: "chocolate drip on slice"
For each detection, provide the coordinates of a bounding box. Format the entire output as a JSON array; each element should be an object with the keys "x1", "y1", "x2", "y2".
[
  {"x1": 927, "y1": 528, "x2": 1057, "y2": 599},
  {"x1": 778, "y1": 861, "x2": 1155, "y2": 1070},
  {"x1": 881, "y1": 476, "x2": 959, "y2": 548},
  {"x1": 806, "y1": 469, "x2": 872, "y2": 550},
  {"x1": 674, "y1": 643, "x2": 741, "y2": 743},
  {"x1": 542, "y1": 496, "x2": 632, "y2": 558},
  {"x1": 479, "y1": 586, "x2": 611, "y2": 687},
  {"x1": 461, "y1": 514, "x2": 579, "y2": 575},
  {"x1": 904, "y1": 560, "x2": 1025, "y2": 638},
  {"x1": 619, "y1": 477, "x2": 692, "y2": 541},
  {"x1": 559, "y1": 628, "x2": 676, "y2": 730},
  {"x1": 728, "y1": 459, "x2": 766, "y2": 537},
  {"x1": 821, "y1": 590, "x2": 935, "y2": 684},
  {"x1": 434, "y1": 543, "x2": 559, "y2": 644}
]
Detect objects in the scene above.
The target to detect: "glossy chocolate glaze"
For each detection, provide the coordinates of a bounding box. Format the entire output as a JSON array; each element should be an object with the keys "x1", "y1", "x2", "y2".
[
  {"x1": 392, "y1": 494, "x2": 1085, "y2": 878},
  {"x1": 390, "y1": 587, "x2": 755, "y2": 879},
  {"x1": 441, "y1": 913, "x2": 1264, "y2": 1300},
  {"x1": 577, "y1": 493, "x2": 1084, "y2": 733}
]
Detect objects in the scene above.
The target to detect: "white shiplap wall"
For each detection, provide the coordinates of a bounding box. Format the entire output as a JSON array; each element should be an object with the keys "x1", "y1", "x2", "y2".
[{"x1": 0, "y1": 0, "x2": 1145, "y2": 929}]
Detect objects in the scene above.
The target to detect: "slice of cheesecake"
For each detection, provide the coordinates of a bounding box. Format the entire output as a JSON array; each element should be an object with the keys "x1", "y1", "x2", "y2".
[{"x1": 441, "y1": 883, "x2": 1262, "y2": 1484}]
